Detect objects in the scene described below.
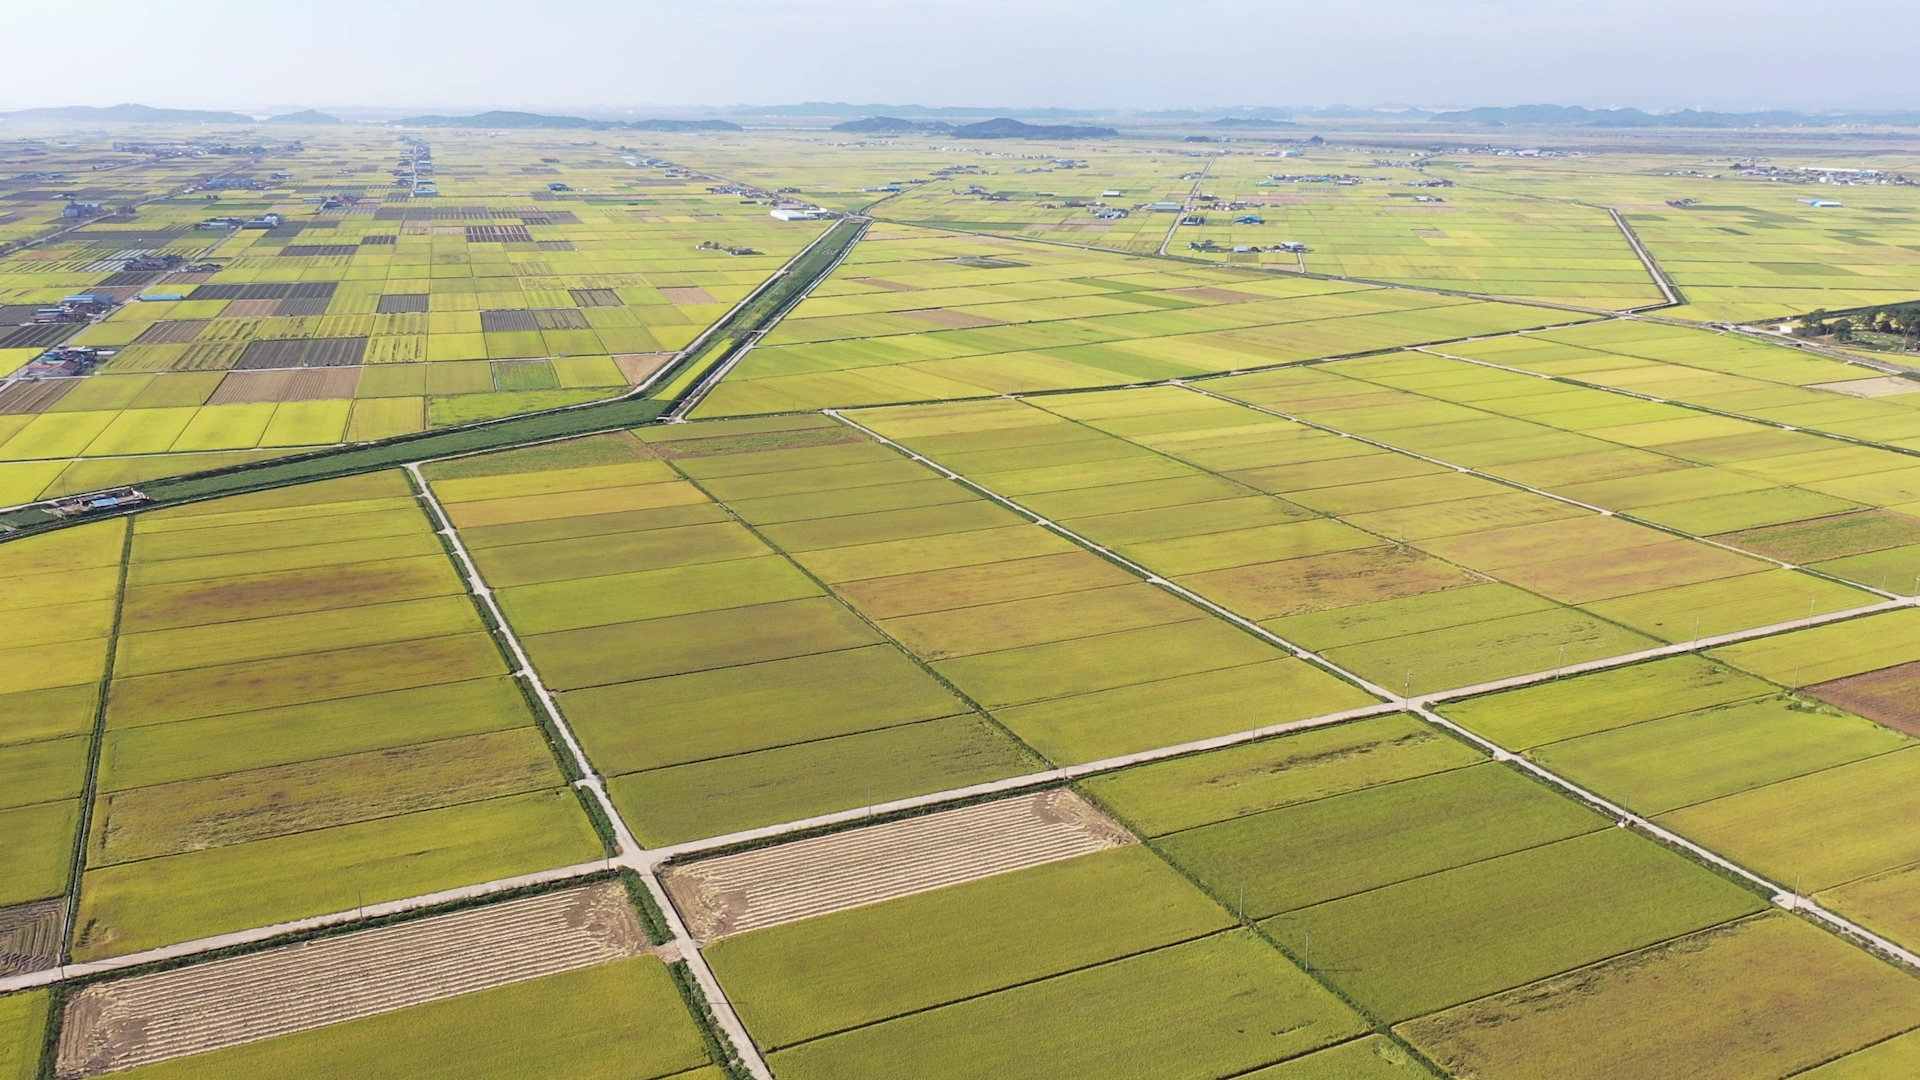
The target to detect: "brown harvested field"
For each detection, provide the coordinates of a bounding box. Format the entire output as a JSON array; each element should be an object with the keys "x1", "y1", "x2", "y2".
[
  {"x1": 134, "y1": 321, "x2": 208, "y2": 345},
  {"x1": 1182, "y1": 546, "x2": 1483, "y2": 621},
  {"x1": 614, "y1": 353, "x2": 675, "y2": 385},
  {"x1": 659, "y1": 286, "x2": 719, "y2": 305},
  {"x1": 0, "y1": 897, "x2": 66, "y2": 975},
  {"x1": 663, "y1": 789, "x2": 1133, "y2": 943},
  {"x1": 1810, "y1": 377, "x2": 1920, "y2": 398},
  {"x1": 0, "y1": 378, "x2": 76, "y2": 415},
  {"x1": 1719, "y1": 511, "x2": 1920, "y2": 564},
  {"x1": 901, "y1": 308, "x2": 1007, "y2": 329},
  {"x1": 54, "y1": 883, "x2": 651, "y2": 1078},
  {"x1": 206, "y1": 367, "x2": 362, "y2": 405},
  {"x1": 847, "y1": 277, "x2": 921, "y2": 292},
  {"x1": 1807, "y1": 660, "x2": 1920, "y2": 736},
  {"x1": 1398, "y1": 913, "x2": 1920, "y2": 1080},
  {"x1": 119, "y1": 556, "x2": 463, "y2": 632},
  {"x1": 216, "y1": 299, "x2": 282, "y2": 318}
]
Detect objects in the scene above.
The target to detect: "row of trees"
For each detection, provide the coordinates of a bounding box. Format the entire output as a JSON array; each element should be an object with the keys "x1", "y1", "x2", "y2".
[{"x1": 1798, "y1": 304, "x2": 1920, "y2": 349}]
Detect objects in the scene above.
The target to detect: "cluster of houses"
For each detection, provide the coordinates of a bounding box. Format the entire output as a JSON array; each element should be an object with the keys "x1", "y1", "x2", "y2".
[
  {"x1": 20, "y1": 344, "x2": 113, "y2": 379},
  {"x1": 395, "y1": 141, "x2": 435, "y2": 196}
]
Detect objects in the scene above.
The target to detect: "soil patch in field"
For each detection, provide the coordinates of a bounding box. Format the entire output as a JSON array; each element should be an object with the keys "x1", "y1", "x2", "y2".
[
  {"x1": 0, "y1": 898, "x2": 66, "y2": 975},
  {"x1": 663, "y1": 789, "x2": 1133, "y2": 943},
  {"x1": 134, "y1": 321, "x2": 207, "y2": 345},
  {"x1": 55, "y1": 883, "x2": 650, "y2": 1078},
  {"x1": 1807, "y1": 660, "x2": 1920, "y2": 736},
  {"x1": 614, "y1": 353, "x2": 675, "y2": 385},
  {"x1": 216, "y1": 299, "x2": 282, "y2": 318},
  {"x1": 207, "y1": 366, "x2": 362, "y2": 405},
  {"x1": 1811, "y1": 377, "x2": 1920, "y2": 398},
  {"x1": 0, "y1": 378, "x2": 77, "y2": 414}
]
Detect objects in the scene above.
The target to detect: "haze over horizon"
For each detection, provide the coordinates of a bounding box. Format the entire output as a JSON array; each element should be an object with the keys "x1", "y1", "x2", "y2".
[{"x1": 2, "y1": 0, "x2": 1915, "y2": 117}]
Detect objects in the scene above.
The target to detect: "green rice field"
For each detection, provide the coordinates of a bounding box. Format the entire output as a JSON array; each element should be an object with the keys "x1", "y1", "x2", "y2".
[{"x1": 11, "y1": 120, "x2": 1920, "y2": 1080}]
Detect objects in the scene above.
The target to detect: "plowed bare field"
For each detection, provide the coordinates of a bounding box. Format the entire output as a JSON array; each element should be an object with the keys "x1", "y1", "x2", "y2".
[
  {"x1": 663, "y1": 789, "x2": 1133, "y2": 942},
  {"x1": 55, "y1": 882, "x2": 648, "y2": 1078},
  {"x1": 0, "y1": 897, "x2": 66, "y2": 975},
  {"x1": 1807, "y1": 660, "x2": 1920, "y2": 736}
]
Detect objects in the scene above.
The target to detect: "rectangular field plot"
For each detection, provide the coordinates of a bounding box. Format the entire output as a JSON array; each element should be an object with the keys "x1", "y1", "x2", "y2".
[
  {"x1": 665, "y1": 789, "x2": 1133, "y2": 942},
  {"x1": 78, "y1": 955, "x2": 716, "y2": 1080},
  {"x1": 70, "y1": 472, "x2": 601, "y2": 961},
  {"x1": 764, "y1": 930, "x2": 1365, "y2": 1080},
  {"x1": 1261, "y1": 828, "x2": 1767, "y2": 1023},
  {"x1": 1399, "y1": 913, "x2": 1920, "y2": 1080},
  {"x1": 703, "y1": 842, "x2": 1234, "y2": 1050},
  {"x1": 57, "y1": 883, "x2": 653, "y2": 1077}
]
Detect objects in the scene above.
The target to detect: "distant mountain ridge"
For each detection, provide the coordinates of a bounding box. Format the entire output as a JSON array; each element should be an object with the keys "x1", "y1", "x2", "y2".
[
  {"x1": 831, "y1": 116, "x2": 954, "y2": 134},
  {"x1": 0, "y1": 104, "x2": 256, "y2": 124},
  {"x1": 1430, "y1": 104, "x2": 1920, "y2": 127},
  {"x1": 949, "y1": 117, "x2": 1117, "y2": 139},
  {"x1": 394, "y1": 110, "x2": 741, "y2": 132},
  {"x1": 267, "y1": 110, "x2": 340, "y2": 124}
]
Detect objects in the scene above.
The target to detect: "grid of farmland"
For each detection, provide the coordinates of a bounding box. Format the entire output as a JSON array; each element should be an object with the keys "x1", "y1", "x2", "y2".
[{"x1": 14, "y1": 126, "x2": 1920, "y2": 1080}]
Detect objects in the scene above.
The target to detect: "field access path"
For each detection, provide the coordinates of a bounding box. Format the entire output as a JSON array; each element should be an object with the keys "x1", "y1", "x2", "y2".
[{"x1": 406, "y1": 464, "x2": 775, "y2": 1080}]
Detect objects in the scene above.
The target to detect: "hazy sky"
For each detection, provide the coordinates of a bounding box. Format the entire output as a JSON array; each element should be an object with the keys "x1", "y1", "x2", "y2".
[{"x1": 5, "y1": 0, "x2": 1917, "y2": 114}]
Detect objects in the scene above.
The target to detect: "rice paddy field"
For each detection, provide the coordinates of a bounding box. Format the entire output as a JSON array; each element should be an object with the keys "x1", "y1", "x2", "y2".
[
  {"x1": 690, "y1": 222, "x2": 1591, "y2": 416},
  {"x1": 12, "y1": 121, "x2": 1920, "y2": 1080},
  {"x1": 33, "y1": 469, "x2": 604, "y2": 963},
  {"x1": 0, "y1": 127, "x2": 826, "y2": 507}
]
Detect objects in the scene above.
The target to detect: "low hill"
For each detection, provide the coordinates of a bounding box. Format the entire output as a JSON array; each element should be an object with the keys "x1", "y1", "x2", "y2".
[
  {"x1": 832, "y1": 116, "x2": 954, "y2": 134},
  {"x1": 1, "y1": 104, "x2": 256, "y2": 124},
  {"x1": 1209, "y1": 117, "x2": 1297, "y2": 128},
  {"x1": 267, "y1": 110, "x2": 340, "y2": 124},
  {"x1": 630, "y1": 119, "x2": 743, "y2": 132},
  {"x1": 949, "y1": 117, "x2": 1116, "y2": 139}
]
